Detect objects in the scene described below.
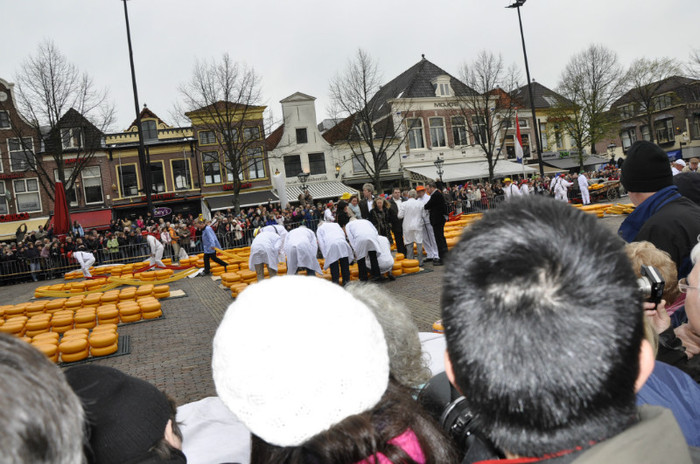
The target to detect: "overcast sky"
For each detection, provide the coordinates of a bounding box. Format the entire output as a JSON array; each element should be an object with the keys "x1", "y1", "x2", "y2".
[{"x1": 1, "y1": 0, "x2": 697, "y2": 132}]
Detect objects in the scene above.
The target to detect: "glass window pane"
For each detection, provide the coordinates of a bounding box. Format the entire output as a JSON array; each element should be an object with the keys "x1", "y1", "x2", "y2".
[
  {"x1": 14, "y1": 180, "x2": 26, "y2": 193},
  {"x1": 283, "y1": 155, "x2": 302, "y2": 178},
  {"x1": 17, "y1": 193, "x2": 41, "y2": 212},
  {"x1": 308, "y1": 153, "x2": 326, "y2": 175},
  {"x1": 26, "y1": 178, "x2": 38, "y2": 191}
]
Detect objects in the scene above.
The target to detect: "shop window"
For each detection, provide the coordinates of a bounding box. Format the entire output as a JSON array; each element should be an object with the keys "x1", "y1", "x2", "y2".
[
  {"x1": 81, "y1": 166, "x2": 103, "y2": 204},
  {"x1": 14, "y1": 178, "x2": 41, "y2": 213},
  {"x1": 308, "y1": 152, "x2": 326, "y2": 175},
  {"x1": 118, "y1": 165, "x2": 139, "y2": 197},
  {"x1": 172, "y1": 160, "x2": 191, "y2": 190},
  {"x1": 202, "y1": 152, "x2": 222, "y2": 184}
]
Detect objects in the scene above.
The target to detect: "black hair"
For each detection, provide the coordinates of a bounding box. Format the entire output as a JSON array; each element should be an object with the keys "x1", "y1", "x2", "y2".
[
  {"x1": 250, "y1": 381, "x2": 457, "y2": 464},
  {"x1": 441, "y1": 196, "x2": 643, "y2": 457}
]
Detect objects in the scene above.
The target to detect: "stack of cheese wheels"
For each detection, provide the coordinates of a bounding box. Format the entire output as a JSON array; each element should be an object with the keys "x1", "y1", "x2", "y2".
[
  {"x1": 74, "y1": 307, "x2": 97, "y2": 329},
  {"x1": 89, "y1": 325, "x2": 119, "y2": 357},
  {"x1": 138, "y1": 297, "x2": 162, "y2": 319},
  {"x1": 45, "y1": 298, "x2": 66, "y2": 314},
  {"x1": 401, "y1": 259, "x2": 420, "y2": 274},
  {"x1": 25, "y1": 301, "x2": 46, "y2": 317},
  {"x1": 240, "y1": 269, "x2": 257, "y2": 284},
  {"x1": 136, "y1": 284, "x2": 154, "y2": 298},
  {"x1": 394, "y1": 253, "x2": 405, "y2": 262},
  {"x1": 153, "y1": 285, "x2": 170, "y2": 299},
  {"x1": 277, "y1": 263, "x2": 287, "y2": 275},
  {"x1": 391, "y1": 262, "x2": 403, "y2": 277},
  {"x1": 6, "y1": 303, "x2": 27, "y2": 318},
  {"x1": 83, "y1": 292, "x2": 103, "y2": 307},
  {"x1": 0, "y1": 317, "x2": 26, "y2": 336},
  {"x1": 140, "y1": 271, "x2": 156, "y2": 281},
  {"x1": 101, "y1": 291, "x2": 119, "y2": 304},
  {"x1": 230, "y1": 282, "x2": 248, "y2": 298},
  {"x1": 70, "y1": 282, "x2": 86, "y2": 293},
  {"x1": 221, "y1": 273, "x2": 241, "y2": 288},
  {"x1": 350, "y1": 264, "x2": 360, "y2": 279},
  {"x1": 25, "y1": 314, "x2": 51, "y2": 338},
  {"x1": 211, "y1": 265, "x2": 226, "y2": 277},
  {"x1": 238, "y1": 261, "x2": 249, "y2": 270},
  {"x1": 32, "y1": 332, "x2": 60, "y2": 362},
  {"x1": 97, "y1": 304, "x2": 119, "y2": 325},
  {"x1": 51, "y1": 310, "x2": 74, "y2": 334},
  {"x1": 155, "y1": 269, "x2": 173, "y2": 280},
  {"x1": 119, "y1": 287, "x2": 136, "y2": 302},
  {"x1": 59, "y1": 329, "x2": 89, "y2": 363},
  {"x1": 118, "y1": 300, "x2": 142, "y2": 323}
]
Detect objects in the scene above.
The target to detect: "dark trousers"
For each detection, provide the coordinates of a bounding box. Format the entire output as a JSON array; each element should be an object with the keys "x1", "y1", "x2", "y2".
[
  {"x1": 329, "y1": 257, "x2": 351, "y2": 285},
  {"x1": 203, "y1": 252, "x2": 227, "y2": 273},
  {"x1": 392, "y1": 223, "x2": 407, "y2": 255},
  {"x1": 357, "y1": 251, "x2": 380, "y2": 280},
  {"x1": 432, "y1": 219, "x2": 448, "y2": 260}
]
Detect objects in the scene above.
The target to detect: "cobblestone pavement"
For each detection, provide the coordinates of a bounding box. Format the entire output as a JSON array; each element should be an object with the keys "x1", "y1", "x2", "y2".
[{"x1": 0, "y1": 213, "x2": 626, "y2": 405}]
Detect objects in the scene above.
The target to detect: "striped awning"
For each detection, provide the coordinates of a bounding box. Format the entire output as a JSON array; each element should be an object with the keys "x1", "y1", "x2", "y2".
[
  {"x1": 406, "y1": 160, "x2": 536, "y2": 183},
  {"x1": 284, "y1": 181, "x2": 358, "y2": 202}
]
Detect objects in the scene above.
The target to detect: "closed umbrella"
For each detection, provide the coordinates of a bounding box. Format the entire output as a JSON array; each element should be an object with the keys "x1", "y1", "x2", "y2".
[{"x1": 53, "y1": 182, "x2": 72, "y2": 235}]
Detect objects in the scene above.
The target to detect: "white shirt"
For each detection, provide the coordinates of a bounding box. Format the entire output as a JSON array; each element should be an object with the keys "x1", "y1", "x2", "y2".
[
  {"x1": 520, "y1": 184, "x2": 531, "y2": 195},
  {"x1": 284, "y1": 227, "x2": 323, "y2": 275},
  {"x1": 504, "y1": 183, "x2": 521, "y2": 198},
  {"x1": 578, "y1": 174, "x2": 589, "y2": 191},
  {"x1": 345, "y1": 219, "x2": 381, "y2": 260},
  {"x1": 323, "y1": 208, "x2": 335, "y2": 223},
  {"x1": 316, "y1": 222, "x2": 353, "y2": 269},
  {"x1": 249, "y1": 228, "x2": 284, "y2": 271},
  {"x1": 398, "y1": 198, "x2": 424, "y2": 243},
  {"x1": 146, "y1": 234, "x2": 163, "y2": 254}
]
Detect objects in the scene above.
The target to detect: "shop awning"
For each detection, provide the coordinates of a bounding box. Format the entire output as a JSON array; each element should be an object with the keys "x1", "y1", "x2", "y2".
[
  {"x1": 284, "y1": 181, "x2": 358, "y2": 202},
  {"x1": 206, "y1": 190, "x2": 278, "y2": 211},
  {"x1": 53, "y1": 209, "x2": 113, "y2": 231},
  {"x1": 0, "y1": 217, "x2": 50, "y2": 241},
  {"x1": 406, "y1": 160, "x2": 536, "y2": 183},
  {"x1": 542, "y1": 155, "x2": 609, "y2": 170}
]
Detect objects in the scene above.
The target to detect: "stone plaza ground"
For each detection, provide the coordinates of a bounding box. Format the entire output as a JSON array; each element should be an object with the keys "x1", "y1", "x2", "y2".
[{"x1": 1, "y1": 214, "x2": 626, "y2": 406}]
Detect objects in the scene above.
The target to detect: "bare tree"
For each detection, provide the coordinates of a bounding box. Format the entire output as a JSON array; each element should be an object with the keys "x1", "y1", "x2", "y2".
[
  {"x1": 328, "y1": 49, "x2": 412, "y2": 191},
  {"x1": 456, "y1": 51, "x2": 520, "y2": 182},
  {"x1": 551, "y1": 44, "x2": 627, "y2": 168},
  {"x1": 178, "y1": 53, "x2": 271, "y2": 212},
  {"x1": 687, "y1": 49, "x2": 700, "y2": 78},
  {"x1": 621, "y1": 57, "x2": 683, "y2": 144},
  {"x1": 3, "y1": 40, "x2": 114, "y2": 205}
]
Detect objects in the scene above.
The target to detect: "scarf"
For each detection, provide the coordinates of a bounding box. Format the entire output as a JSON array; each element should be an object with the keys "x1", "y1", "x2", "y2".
[{"x1": 618, "y1": 185, "x2": 681, "y2": 243}]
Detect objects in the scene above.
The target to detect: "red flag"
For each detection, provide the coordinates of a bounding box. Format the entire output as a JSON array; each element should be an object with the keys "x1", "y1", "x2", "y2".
[
  {"x1": 515, "y1": 114, "x2": 524, "y2": 163},
  {"x1": 53, "y1": 182, "x2": 71, "y2": 235}
]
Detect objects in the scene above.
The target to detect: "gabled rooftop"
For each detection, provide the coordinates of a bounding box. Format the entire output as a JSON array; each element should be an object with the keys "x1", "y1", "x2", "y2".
[{"x1": 511, "y1": 81, "x2": 573, "y2": 109}]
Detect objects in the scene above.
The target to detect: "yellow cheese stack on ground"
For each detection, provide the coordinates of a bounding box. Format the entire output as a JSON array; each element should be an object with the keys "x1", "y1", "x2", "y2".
[
  {"x1": 401, "y1": 259, "x2": 420, "y2": 274},
  {"x1": 153, "y1": 285, "x2": 170, "y2": 299},
  {"x1": 25, "y1": 314, "x2": 51, "y2": 338},
  {"x1": 136, "y1": 284, "x2": 154, "y2": 298},
  {"x1": 74, "y1": 308, "x2": 97, "y2": 329},
  {"x1": 59, "y1": 337, "x2": 89, "y2": 363},
  {"x1": 118, "y1": 301, "x2": 142, "y2": 323},
  {"x1": 89, "y1": 330, "x2": 119, "y2": 357},
  {"x1": 221, "y1": 273, "x2": 241, "y2": 288},
  {"x1": 230, "y1": 282, "x2": 248, "y2": 298},
  {"x1": 139, "y1": 297, "x2": 162, "y2": 319},
  {"x1": 97, "y1": 305, "x2": 119, "y2": 325}
]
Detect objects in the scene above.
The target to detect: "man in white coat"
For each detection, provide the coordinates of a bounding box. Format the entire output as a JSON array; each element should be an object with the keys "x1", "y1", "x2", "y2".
[
  {"x1": 398, "y1": 189, "x2": 424, "y2": 266},
  {"x1": 554, "y1": 174, "x2": 573, "y2": 202},
  {"x1": 578, "y1": 171, "x2": 591, "y2": 205},
  {"x1": 146, "y1": 232, "x2": 166, "y2": 268},
  {"x1": 416, "y1": 186, "x2": 439, "y2": 263},
  {"x1": 284, "y1": 226, "x2": 323, "y2": 276},
  {"x1": 316, "y1": 221, "x2": 353, "y2": 285},
  {"x1": 503, "y1": 178, "x2": 522, "y2": 199},
  {"x1": 520, "y1": 179, "x2": 532, "y2": 196},
  {"x1": 345, "y1": 218, "x2": 382, "y2": 281},
  {"x1": 73, "y1": 246, "x2": 96, "y2": 278},
  {"x1": 249, "y1": 226, "x2": 285, "y2": 282}
]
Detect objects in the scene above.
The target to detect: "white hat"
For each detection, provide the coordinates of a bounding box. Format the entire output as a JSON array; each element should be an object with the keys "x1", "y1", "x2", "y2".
[
  {"x1": 212, "y1": 276, "x2": 389, "y2": 447},
  {"x1": 675, "y1": 159, "x2": 686, "y2": 167}
]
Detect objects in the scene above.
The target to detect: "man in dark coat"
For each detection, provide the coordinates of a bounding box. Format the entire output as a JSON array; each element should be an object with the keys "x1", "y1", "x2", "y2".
[
  {"x1": 424, "y1": 181, "x2": 448, "y2": 265},
  {"x1": 386, "y1": 187, "x2": 406, "y2": 255},
  {"x1": 358, "y1": 183, "x2": 374, "y2": 220},
  {"x1": 618, "y1": 141, "x2": 700, "y2": 278}
]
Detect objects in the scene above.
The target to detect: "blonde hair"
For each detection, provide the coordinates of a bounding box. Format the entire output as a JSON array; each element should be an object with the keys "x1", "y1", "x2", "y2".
[{"x1": 625, "y1": 241, "x2": 679, "y2": 305}]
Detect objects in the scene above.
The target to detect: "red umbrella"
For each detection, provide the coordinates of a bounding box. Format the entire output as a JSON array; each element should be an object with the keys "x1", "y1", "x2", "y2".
[{"x1": 53, "y1": 182, "x2": 72, "y2": 235}]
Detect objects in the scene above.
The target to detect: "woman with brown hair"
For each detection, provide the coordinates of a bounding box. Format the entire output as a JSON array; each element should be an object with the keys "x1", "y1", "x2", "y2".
[{"x1": 369, "y1": 196, "x2": 393, "y2": 245}]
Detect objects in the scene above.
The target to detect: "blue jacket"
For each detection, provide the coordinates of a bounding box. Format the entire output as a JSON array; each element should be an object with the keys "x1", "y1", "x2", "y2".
[
  {"x1": 637, "y1": 360, "x2": 700, "y2": 446},
  {"x1": 202, "y1": 225, "x2": 221, "y2": 254}
]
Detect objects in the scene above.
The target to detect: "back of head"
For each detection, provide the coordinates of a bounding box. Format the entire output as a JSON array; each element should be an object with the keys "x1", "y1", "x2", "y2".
[
  {"x1": 621, "y1": 141, "x2": 673, "y2": 193},
  {"x1": 64, "y1": 365, "x2": 178, "y2": 464},
  {"x1": 625, "y1": 241, "x2": 679, "y2": 305},
  {"x1": 674, "y1": 171, "x2": 700, "y2": 205},
  {"x1": 442, "y1": 196, "x2": 643, "y2": 457},
  {"x1": 0, "y1": 333, "x2": 84, "y2": 464}
]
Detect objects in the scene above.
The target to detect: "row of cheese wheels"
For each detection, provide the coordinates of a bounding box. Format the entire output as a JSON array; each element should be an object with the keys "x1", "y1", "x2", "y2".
[
  {"x1": 40, "y1": 278, "x2": 110, "y2": 293},
  {"x1": 29, "y1": 284, "x2": 170, "y2": 307},
  {"x1": 21, "y1": 324, "x2": 120, "y2": 363}
]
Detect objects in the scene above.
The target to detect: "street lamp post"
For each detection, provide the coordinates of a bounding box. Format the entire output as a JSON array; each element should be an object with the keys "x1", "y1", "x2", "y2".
[
  {"x1": 297, "y1": 171, "x2": 310, "y2": 192},
  {"x1": 434, "y1": 156, "x2": 445, "y2": 185},
  {"x1": 507, "y1": 0, "x2": 544, "y2": 178}
]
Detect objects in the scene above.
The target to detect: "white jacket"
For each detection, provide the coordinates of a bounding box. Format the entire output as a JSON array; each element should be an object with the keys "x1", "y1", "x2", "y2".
[
  {"x1": 399, "y1": 198, "x2": 424, "y2": 244},
  {"x1": 249, "y1": 228, "x2": 284, "y2": 271},
  {"x1": 316, "y1": 222, "x2": 353, "y2": 269},
  {"x1": 284, "y1": 227, "x2": 322, "y2": 275},
  {"x1": 345, "y1": 219, "x2": 380, "y2": 261}
]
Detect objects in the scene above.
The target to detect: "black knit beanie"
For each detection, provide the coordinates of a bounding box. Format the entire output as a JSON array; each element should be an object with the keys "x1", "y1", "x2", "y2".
[
  {"x1": 64, "y1": 365, "x2": 172, "y2": 464},
  {"x1": 674, "y1": 172, "x2": 700, "y2": 205},
  {"x1": 620, "y1": 141, "x2": 673, "y2": 192}
]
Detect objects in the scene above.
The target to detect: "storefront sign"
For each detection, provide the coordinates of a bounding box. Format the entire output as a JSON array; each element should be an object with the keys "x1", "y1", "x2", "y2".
[
  {"x1": 222, "y1": 182, "x2": 252, "y2": 191},
  {"x1": 433, "y1": 102, "x2": 460, "y2": 108},
  {"x1": 0, "y1": 172, "x2": 25, "y2": 180},
  {"x1": 153, "y1": 207, "x2": 172, "y2": 218},
  {"x1": 0, "y1": 212, "x2": 30, "y2": 222},
  {"x1": 141, "y1": 193, "x2": 176, "y2": 202}
]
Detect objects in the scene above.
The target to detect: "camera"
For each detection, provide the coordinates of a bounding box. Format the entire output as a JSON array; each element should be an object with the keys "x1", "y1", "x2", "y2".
[{"x1": 637, "y1": 265, "x2": 665, "y2": 305}]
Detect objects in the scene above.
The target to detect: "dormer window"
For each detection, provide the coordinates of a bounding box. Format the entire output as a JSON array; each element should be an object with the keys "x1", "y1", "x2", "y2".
[
  {"x1": 141, "y1": 120, "x2": 158, "y2": 141},
  {"x1": 432, "y1": 75, "x2": 452, "y2": 97},
  {"x1": 61, "y1": 128, "x2": 83, "y2": 150}
]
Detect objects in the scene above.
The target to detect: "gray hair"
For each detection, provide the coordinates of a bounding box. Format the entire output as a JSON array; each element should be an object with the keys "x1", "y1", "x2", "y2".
[
  {"x1": 362, "y1": 183, "x2": 375, "y2": 194},
  {"x1": 0, "y1": 333, "x2": 85, "y2": 464},
  {"x1": 345, "y1": 283, "x2": 431, "y2": 389},
  {"x1": 408, "y1": 189, "x2": 417, "y2": 199}
]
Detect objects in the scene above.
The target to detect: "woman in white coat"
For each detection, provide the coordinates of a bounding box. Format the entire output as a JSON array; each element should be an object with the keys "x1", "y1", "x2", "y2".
[
  {"x1": 249, "y1": 226, "x2": 285, "y2": 282},
  {"x1": 284, "y1": 226, "x2": 323, "y2": 276},
  {"x1": 345, "y1": 218, "x2": 381, "y2": 281},
  {"x1": 316, "y1": 221, "x2": 353, "y2": 285}
]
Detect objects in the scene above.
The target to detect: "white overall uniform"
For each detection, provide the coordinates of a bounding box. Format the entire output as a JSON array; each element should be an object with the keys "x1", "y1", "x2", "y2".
[
  {"x1": 249, "y1": 228, "x2": 284, "y2": 273},
  {"x1": 147, "y1": 234, "x2": 165, "y2": 268},
  {"x1": 74, "y1": 250, "x2": 96, "y2": 278},
  {"x1": 344, "y1": 219, "x2": 381, "y2": 262},
  {"x1": 316, "y1": 222, "x2": 353, "y2": 270},
  {"x1": 504, "y1": 183, "x2": 522, "y2": 198},
  {"x1": 284, "y1": 227, "x2": 323, "y2": 276},
  {"x1": 578, "y1": 174, "x2": 590, "y2": 205}
]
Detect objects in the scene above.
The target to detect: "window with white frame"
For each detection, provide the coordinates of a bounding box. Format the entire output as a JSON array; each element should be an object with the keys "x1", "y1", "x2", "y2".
[
  {"x1": 199, "y1": 130, "x2": 216, "y2": 145},
  {"x1": 54, "y1": 168, "x2": 78, "y2": 206},
  {"x1": 407, "y1": 118, "x2": 424, "y2": 149},
  {"x1": 0, "y1": 111, "x2": 10, "y2": 129},
  {"x1": 246, "y1": 148, "x2": 265, "y2": 179},
  {"x1": 654, "y1": 119, "x2": 675, "y2": 144},
  {"x1": 451, "y1": 116, "x2": 468, "y2": 146},
  {"x1": 308, "y1": 152, "x2": 325, "y2": 175},
  {"x1": 224, "y1": 156, "x2": 242, "y2": 182},
  {"x1": 202, "y1": 151, "x2": 222, "y2": 184},
  {"x1": 539, "y1": 122, "x2": 548, "y2": 150},
  {"x1": 518, "y1": 118, "x2": 529, "y2": 128},
  {"x1": 618, "y1": 104, "x2": 635, "y2": 119},
  {"x1": 81, "y1": 166, "x2": 103, "y2": 204},
  {"x1": 172, "y1": 160, "x2": 191, "y2": 190},
  {"x1": 554, "y1": 125, "x2": 563, "y2": 148},
  {"x1": 8, "y1": 137, "x2": 33, "y2": 171},
  {"x1": 61, "y1": 128, "x2": 83, "y2": 150},
  {"x1": 14, "y1": 178, "x2": 41, "y2": 213},
  {"x1": 641, "y1": 125, "x2": 651, "y2": 141},
  {"x1": 429, "y1": 117, "x2": 447, "y2": 147},
  {"x1": 0, "y1": 182, "x2": 8, "y2": 214},
  {"x1": 620, "y1": 128, "x2": 638, "y2": 150},
  {"x1": 471, "y1": 116, "x2": 488, "y2": 145},
  {"x1": 433, "y1": 76, "x2": 452, "y2": 97}
]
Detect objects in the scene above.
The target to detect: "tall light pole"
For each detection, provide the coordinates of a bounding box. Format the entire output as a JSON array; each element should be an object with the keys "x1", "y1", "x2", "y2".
[
  {"x1": 434, "y1": 156, "x2": 445, "y2": 185},
  {"x1": 122, "y1": 0, "x2": 153, "y2": 215},
  {"x1": 507, "y1": 0, "x2": 544, "y2": 178}
]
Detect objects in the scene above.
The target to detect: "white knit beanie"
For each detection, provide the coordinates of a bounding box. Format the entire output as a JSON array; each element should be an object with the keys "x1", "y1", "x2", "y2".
[{"x1": 212, "y1": 275, "x2": 390, "y2": 447}]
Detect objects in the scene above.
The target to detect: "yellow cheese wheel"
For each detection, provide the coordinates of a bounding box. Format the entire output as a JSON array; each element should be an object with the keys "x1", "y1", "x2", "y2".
[
  {"x1": 97, "y1": 307, "x2": 119, "y2": 320},
  {"x1": 391, "y1": 269, "x2": 403, "y2": 277},
  {"x1": 96, "y1": 304, "x2": 117, "y2": 312},
  {"x1": 120, "y1": 313, "x2": 142, "y2": 323},
  {"x1": 74, "y1": 312, "x2": 96, "y2": 324},
  {"x1": 139, "y1": 300, "x2": 161, "y2": 312},
  {"x1": 45, "y1": 300, "x2": 66, "y2": 311},
  {"x1": 25, "y1": 329, "x2": 50, "y2": 338},
  {"x1": 33, "y1": 332, "x2": 60, "y2": 343},
  {"x1": 89, "y1": 332, "x2": 118, "y2": 348},
  {"x1": 59, "y1": 338, "x2": 88, "y2": 354},
  {"x1": 30, "y1": 313, "x2": 52, "y2": 321},
  {"x1": 98, "y1": 317, "x2": 119, "y2": 325},
  {"x1": 394, "y1": 253, "x2": 405, "y2": 261},
  {"x1": 221, "y1": 272, "x2": 241, "y2": 283},
  {"x1": 61, "y1": 349, "x2": 89, "y2": 363},
  {"x1": 64, "y1": 328, "x2": 90, "y2": 338},
  {"x1": 33, "y1": 343, "x2": 58, "y2": 357},
  {"x1": 239, "y1": 270, "x2": 257, "y2": 280},
  {"x1": 153, "y1": 292, "x2": 170, "y2": 299},
  {"x1": 64, "y1": 299, "x2": 83, "y2": 309},
  {"x1": 92, "y1": 323, "x2": 118, "y2": 333},
  {"x1": 142, "y1": 309, "x2": 162, "y2": 320},
  {"x1": 52, "y1": 324, "x2": 74, "y2": 334},
  {"x1": 4, "y1": 305, "x2": 25, "y2": 316},
  {"x1": 100, "y1": 293, "x2": 119, "y2": 303},
  {"x1": 136, "y1": 284, "x2": 154, "y2": 296},
  {"x1": 153, "y1": 285, "x2": 170, "y2": 293},
  {"x1": 51, "y1": 317, "x2": 74, "y2": 327},
  {"x1": 91, "y1": 343, "x2": 118, "y2": 357},
  {"x1": 83, "y1": 294, "x2": 103, "y2": 306},
  {"x1": 119, "y1": 305, "x2": 141, "y2": 317},
  {"x1": 392, "y1": 262, "x2": 402, "y2": 270},
  {"x1": 155, "y1": 270, "x2": 172, "y2": 279},
  {"x1": 25, "y1": 319, "x2": 51, "y2": 331},
  {"x1": 401, "y1": 259, "x2": 420, "y2": 268},
  {"x1": 75, "y1": 321, "x2": 97, "y2": 330},
  {"x1": 403, "y1": 266, "x2": 420, "y2": 274}
]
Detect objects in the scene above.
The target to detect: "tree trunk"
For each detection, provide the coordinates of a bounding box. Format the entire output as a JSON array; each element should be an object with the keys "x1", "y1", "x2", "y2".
[{"x1": 647, "y1": 114, "x2": 655, "y2": 144}]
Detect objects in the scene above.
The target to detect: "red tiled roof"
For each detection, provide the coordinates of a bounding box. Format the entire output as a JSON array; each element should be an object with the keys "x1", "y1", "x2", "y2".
[
  {"x1": 322, "y1": 114, "x2": 356, "y2": 145},
  {"x1": 265, "y1": 124, "x2": 284, "y2": 151},
  {"x1": 185, "y1": 101, "x2": 265, "y2": 117}
]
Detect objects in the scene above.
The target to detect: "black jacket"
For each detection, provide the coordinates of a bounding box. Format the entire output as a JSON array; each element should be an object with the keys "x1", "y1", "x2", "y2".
[
  {"x1": 387, "y1": 198, "x2": 403, "y2": 227},
  {"x1": 424, "y1": 190, "x2": 448, "y2": 225},
  {"x1": 359, "y1": 197, "x2": 373, "y2": 220}
]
